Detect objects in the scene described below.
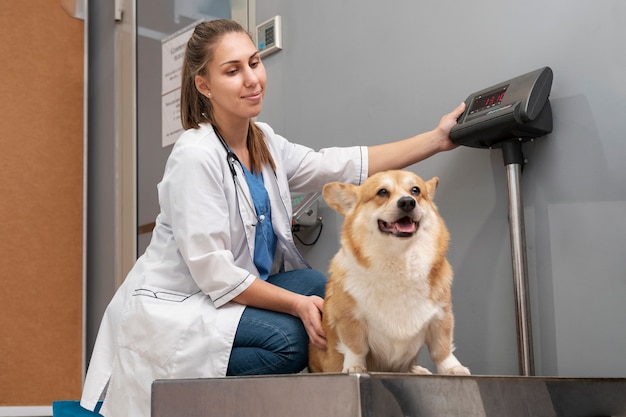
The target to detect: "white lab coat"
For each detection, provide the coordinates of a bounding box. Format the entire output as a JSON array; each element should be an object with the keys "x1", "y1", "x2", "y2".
[{"x1": 80, "y1": 122, "x2": 368, "y2": 417}]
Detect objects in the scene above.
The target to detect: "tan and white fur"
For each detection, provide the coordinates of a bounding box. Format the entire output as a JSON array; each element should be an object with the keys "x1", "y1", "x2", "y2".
[{"x1": 309, "y1": 170, "x2": 469, "y2": 375}]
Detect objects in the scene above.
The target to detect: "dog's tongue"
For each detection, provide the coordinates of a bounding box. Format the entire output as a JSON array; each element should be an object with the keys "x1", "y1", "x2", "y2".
[
  {"x1": 379, "y1": 217, "x2": 417, "y2": 235},
  {"x1": 395, "y1": 217, "x2": 416, "y2": 233}
]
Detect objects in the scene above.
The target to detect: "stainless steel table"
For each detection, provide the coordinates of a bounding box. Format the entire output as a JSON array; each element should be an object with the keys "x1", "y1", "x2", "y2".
[{"x1": 152, "y1": 373, "x2": 626, "y2": 417}]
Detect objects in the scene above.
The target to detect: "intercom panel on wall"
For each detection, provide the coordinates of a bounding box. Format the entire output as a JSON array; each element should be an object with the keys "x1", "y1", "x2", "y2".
[{"x1": 257, "y1": 15, "x2": 282, "y2": 57}]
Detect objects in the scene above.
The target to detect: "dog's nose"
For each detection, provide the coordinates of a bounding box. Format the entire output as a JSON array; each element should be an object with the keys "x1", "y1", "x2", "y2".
[{"x1": 397, "y1": 196, "x2": 416, "y2": 212}]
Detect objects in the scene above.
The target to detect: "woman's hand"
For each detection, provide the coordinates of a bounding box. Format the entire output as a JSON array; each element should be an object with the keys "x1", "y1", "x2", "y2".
[
  {"x1": 294, "y1": 295, "x2": 327, "y2": 350},
  {"x1": 233, "y1": 278, "x2": 327, "y2": 349},
  {"x1": 432, "y1": 102, "x2": 466, "y2": 152}
]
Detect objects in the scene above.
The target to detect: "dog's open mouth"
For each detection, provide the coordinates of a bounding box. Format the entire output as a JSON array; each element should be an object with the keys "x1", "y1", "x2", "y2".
[{"x1": 378, "y1": 216, "x2": 418, "y2": 237}]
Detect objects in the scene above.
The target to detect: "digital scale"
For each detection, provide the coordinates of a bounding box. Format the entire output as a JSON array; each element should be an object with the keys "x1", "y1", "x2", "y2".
[
  {"x1": 450, "y1": 67, "x2": 554, "y2": 376},
  {"x1": 451, "y1": 66, "x2": 553, "y2": 148}
]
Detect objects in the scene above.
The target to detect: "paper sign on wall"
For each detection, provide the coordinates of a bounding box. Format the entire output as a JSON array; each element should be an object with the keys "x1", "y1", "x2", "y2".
[{"x1": 161, "y1": 21, "x2": 202, "y2": 147}]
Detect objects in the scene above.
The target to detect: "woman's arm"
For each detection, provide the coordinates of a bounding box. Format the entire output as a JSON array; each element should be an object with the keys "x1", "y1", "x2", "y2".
[
  {"x1": 233, "y1": 278, "x2": 327, "y2": 349},
  {"x1": 367, "y1": 102, "x2": 465, "y2": 175}
]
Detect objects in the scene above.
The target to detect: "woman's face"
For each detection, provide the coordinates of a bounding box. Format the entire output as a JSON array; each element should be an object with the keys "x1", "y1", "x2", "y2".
[{"x1": 199, "y1": 32, "x2": 266, "y2": 125}]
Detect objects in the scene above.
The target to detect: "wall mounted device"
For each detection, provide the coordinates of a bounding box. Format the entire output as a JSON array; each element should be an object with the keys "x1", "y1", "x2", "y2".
[
  {"x1": 291, "y1": 192, "x2": 321, "y2": 229},
  {"x1": 451, "y1": 67, "x2": 553, "y2": 148},
  {"x1": 291, "y1": 192, "x2": 323, "y2": 247},
  {"x1": 256, "y1": 15, "x2": 282, "y2": 58},
  {"x1": 451, "y1": 67, "x2": 554, "y2": 377}
]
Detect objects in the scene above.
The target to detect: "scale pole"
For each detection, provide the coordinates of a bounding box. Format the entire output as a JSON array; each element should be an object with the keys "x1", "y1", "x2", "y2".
[{"x1": 502, "y1": 140, "x2": 535, "y2": 376}]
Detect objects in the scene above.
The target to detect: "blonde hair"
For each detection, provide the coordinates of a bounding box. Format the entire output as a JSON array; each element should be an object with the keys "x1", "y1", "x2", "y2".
[{"x1": 180, "y1": 19, "x2": 275, "y2": 172}]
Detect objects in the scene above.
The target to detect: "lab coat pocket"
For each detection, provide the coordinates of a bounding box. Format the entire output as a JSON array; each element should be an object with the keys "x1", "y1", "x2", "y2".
[{"x1": 117, "y1": 286, "x2": 203, "y2": 368}]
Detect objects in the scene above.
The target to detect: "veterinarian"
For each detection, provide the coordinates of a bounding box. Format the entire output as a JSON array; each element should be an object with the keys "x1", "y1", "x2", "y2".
[{"x1": 80, "y1": 19, "x2": 465, "y2": 417}]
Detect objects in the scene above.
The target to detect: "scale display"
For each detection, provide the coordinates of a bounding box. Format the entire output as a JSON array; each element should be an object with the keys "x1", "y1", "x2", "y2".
[
  {"x1": 451, "y1": 67, "x2": 553, "y2": 148},
  {"x1": 468, "y1": 86, "x2": 508, "y2": 115}
]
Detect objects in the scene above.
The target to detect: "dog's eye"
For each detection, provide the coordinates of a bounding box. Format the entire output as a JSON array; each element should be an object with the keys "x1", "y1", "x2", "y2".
[
  {"x1": 377, "y1": 188, "x2": 389, "y2": 198},
  {"x1": 411, "y1": 186, "x2": 421, "y2": 196}
]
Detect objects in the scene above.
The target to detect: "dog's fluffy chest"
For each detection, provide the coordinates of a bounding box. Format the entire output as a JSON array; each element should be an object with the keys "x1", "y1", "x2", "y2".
[
  {"x1": 340, "y1": 261, "x2": 442, "y2": 371},
  {"x1": 338, "y1": 250, "x2": 443, "y2": 340}
]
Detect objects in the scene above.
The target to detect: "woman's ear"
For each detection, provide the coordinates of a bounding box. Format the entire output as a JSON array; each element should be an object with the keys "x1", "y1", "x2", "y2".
[{"x1": 194, "y1": 75, "x2": 211, "y2": 98}]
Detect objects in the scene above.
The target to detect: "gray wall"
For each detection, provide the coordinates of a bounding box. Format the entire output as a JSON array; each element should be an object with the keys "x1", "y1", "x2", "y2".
[{"x1": 256, "y1": 1, "x2": 626, "y2": 377}]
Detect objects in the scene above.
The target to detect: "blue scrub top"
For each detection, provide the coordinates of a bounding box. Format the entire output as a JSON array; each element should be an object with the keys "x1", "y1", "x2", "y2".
[{"x1": 242, "y1": 166, "x2": 277, "y2": 280}]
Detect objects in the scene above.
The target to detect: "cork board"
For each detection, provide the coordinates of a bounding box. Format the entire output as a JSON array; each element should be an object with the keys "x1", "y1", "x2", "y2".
[{"x1": 0, "y1": 1, "x2": 84, "y2": 406}]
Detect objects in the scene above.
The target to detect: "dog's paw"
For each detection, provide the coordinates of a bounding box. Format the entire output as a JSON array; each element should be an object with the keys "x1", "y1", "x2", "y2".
[
  {"x1": 436, "y1": 355, "x2": 471, "y2": 376},
  {"x1": 410, "y1": 365, "x2": 433, "y2": 375},
  {"x1": 441, "y1": 365, "x2": 471, "y2": 376},
  {"x1": 343, "y1": 365, "x2": 367, "y2": 373}
]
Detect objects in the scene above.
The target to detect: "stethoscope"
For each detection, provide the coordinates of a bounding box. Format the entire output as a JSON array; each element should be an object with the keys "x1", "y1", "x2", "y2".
[
  {"x1": 213, "y1": 124, "x2": 312, "y2": 269},
  {"x1": 213, "y1": 126, "x2": 266, "y2": 225}
]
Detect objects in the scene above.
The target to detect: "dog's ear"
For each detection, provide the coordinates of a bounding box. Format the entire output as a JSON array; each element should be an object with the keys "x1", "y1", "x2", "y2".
[
  {"x1": 322, "y1": 182, "x2": 359, "y2": 216},
  {"x1": 426, "y1": 177, "x2": 439, "y2": 199}
]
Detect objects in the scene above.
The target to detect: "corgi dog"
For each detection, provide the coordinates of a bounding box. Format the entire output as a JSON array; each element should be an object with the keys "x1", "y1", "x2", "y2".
[{"x1": 309, "y1": 170, "x2": 469, "y2": 375}]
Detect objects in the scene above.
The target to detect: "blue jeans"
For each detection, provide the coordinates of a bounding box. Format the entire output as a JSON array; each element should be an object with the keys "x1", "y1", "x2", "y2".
[{"x1": 226, "y1": 269, "x2": 327, "y2": 376}]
